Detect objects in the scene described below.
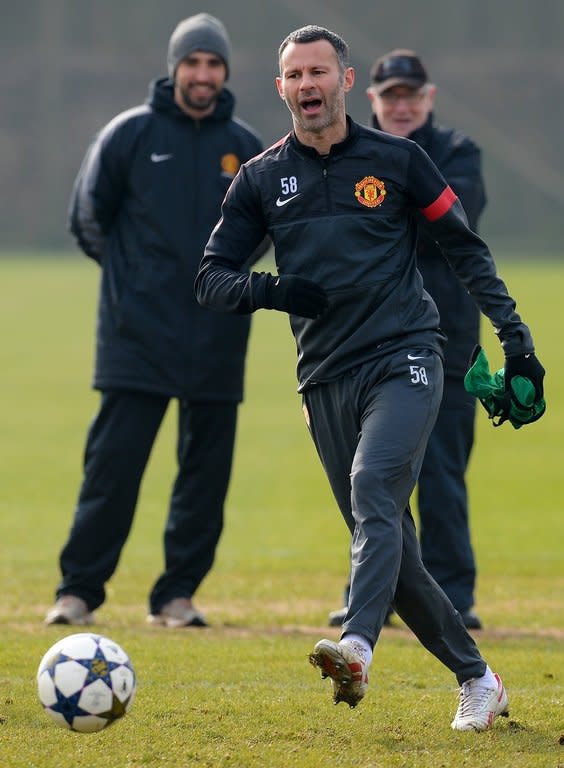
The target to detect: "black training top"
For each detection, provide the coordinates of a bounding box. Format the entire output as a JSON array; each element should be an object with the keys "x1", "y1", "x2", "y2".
[{"x1": 196, "y1": 116, "x2": 533, "y2": 392}]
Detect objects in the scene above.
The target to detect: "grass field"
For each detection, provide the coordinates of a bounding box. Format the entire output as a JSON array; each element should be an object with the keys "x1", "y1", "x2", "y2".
[{"x1": 0, "y1": 253, "x2": 562, "y2": 767}]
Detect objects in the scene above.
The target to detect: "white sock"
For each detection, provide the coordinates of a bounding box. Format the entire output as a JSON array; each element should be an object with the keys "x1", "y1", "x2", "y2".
[
  {"x1": 340, "y1": 633, "x2": 373, "y2": 665},
  {"x1": 475, "y1": 665, "x2": 497, "y2": 688}
]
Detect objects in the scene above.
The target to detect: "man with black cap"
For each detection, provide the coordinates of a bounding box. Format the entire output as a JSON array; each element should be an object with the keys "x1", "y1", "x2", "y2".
[
  {"x1": 45, "y1": 14, "x2": 265, "y2": 628},
  {"x1": 329, "y1": 49, "x2": 486, "y2": 630}
]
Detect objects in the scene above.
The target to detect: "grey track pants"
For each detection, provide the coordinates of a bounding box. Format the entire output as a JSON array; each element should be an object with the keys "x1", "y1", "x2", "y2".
[{"x1": 303, "y1": 348, "x2": 486, "y2": 684}]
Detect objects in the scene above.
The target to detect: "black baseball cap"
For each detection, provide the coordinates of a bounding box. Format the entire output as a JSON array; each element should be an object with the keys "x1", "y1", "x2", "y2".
[{"x1": 370, "y1": 49, "x2": 428, "y2": 94}]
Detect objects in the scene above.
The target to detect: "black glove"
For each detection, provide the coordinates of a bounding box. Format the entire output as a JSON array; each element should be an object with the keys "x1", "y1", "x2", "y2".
[
  {"x1": 264, "y1": 274, "x2": 328, "y2": 319},
  {"x1": 504, "y1": 352, "x2": 545, "y2": 399}
]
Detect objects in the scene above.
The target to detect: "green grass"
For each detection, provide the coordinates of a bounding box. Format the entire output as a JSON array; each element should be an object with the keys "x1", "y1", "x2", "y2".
[{"x1": 0, "y1": 253, "x2": 562, "y2": 767}]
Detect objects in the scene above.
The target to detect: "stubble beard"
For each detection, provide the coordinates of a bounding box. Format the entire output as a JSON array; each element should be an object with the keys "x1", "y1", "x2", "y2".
[
  {"x1": 289, "y1": 79, "x2": 345, "y2": 135},
  {"x1": 178, "y1": 83, "x2": 220, "y2": 114}
]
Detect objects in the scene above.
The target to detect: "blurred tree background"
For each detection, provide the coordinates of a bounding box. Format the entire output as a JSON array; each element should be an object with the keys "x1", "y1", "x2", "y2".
[{"x1": 1, "y1": 0, "x2": 562, "y2": 252}]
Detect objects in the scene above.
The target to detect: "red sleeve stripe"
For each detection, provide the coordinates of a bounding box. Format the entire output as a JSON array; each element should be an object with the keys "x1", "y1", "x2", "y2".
[{"x1": 419, "y1": 185, "x2": 458, "y2": 222}]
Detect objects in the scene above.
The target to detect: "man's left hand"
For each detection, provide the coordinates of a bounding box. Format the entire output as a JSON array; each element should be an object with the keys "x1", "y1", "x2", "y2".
[{"x1": 504, "y1": 352, "x2": 545, "y2": 399}]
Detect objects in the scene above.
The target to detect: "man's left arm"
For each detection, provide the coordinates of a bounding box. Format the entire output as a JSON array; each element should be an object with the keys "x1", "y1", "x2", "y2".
[
  {"x1": 407, "y1": 143, "x2": 545, "y2": 397},
  {"x1": 416, "y1": 138, "x2": 485, "y2": 258}
]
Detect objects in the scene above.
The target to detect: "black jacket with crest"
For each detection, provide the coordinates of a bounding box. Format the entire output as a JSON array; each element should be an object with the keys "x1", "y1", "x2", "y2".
[{"x1": 69, "y1": 77, "x2": 263, "y2": 401}]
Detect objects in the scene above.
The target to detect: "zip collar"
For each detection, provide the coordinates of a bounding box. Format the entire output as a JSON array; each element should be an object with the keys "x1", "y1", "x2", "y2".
[{"x1": 289, "y1": 115, "x2": 359, "y2": 160}]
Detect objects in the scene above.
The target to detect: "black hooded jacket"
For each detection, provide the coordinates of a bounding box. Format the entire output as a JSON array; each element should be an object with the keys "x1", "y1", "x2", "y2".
[
  {"x1": 69, "y1": 77, "x2": 263, "y2": 401},
  {"x1": 372, "y1": 112, "x2": 486, "y2": 378}
]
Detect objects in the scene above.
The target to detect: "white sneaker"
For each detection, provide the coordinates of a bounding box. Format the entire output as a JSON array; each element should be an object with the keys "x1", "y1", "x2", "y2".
[
  {"x1": 309, "y1": 638, "x2": 369, "y2": 708},
  {"x1": 44, "y1": 595, "x2": 95, "y2": 626},
  {"x1": 147, "y1": 598, "x2": 208, "y2": 628},
  {"x1": 451, "y1": 672, "x2": 509, "y2": 731}
]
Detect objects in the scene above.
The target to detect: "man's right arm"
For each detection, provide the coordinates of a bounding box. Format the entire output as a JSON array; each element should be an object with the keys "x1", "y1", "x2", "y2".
[
  {"x1": 68, "y1": 118, "x2": 128, "y2": 263},
  {"x1": 195, "y1": 167, "x2": 327, "y2": 319},
  {"x1": 195, "y1": 166, "x2": 271, "y2": 312}
]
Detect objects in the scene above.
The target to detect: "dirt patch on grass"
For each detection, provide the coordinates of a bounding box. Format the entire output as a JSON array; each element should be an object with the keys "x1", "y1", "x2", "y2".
[
  {"x1": 16, "y1": 600, "x2": 564, "y2": 641},
  {"x1": 190, "y1": 622, "x2": 564, "y2": 641}
]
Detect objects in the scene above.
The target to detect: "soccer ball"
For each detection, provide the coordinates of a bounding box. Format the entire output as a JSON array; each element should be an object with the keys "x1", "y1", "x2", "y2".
[{"x1": 37, "y1": 632, "x2": 136, "y2": 733}]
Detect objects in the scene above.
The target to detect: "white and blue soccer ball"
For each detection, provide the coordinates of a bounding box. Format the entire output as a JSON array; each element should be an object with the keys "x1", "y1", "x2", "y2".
[{"x1": 37, "y1": 632, "x2": 136, "y2": 733}]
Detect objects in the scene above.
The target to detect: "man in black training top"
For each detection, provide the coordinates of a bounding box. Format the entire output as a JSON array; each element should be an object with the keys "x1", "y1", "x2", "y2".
[
  {"x1": 195, "y1": 26, "x2": 544, "y2": 731},
  {"x1": 330, "y1": 49, "x2": 486, "y2": 630}
]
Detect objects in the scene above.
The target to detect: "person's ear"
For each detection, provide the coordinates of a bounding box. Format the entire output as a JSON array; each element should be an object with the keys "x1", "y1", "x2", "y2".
[{"x1": 343, "y1": 66, "x2": 355, "y2": 93}]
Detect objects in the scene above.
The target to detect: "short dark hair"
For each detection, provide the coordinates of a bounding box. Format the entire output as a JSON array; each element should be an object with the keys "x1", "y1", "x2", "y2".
[{"x1": 278, "y1": 25, "x2": 350, "y2": 73}]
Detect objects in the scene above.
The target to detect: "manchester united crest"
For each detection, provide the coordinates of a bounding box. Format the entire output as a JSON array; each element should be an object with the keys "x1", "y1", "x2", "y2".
[
  {"x1": 354, "y1": 176, "x2": 386, "y2": 208},
  {"x1": 221, "y1": 153, "x2": 241, "y2": 176}
]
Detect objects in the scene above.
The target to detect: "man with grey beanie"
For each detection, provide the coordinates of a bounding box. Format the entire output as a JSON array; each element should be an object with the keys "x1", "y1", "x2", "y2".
[
  {"x1": 168, "y1": 13, "x2": 231, "y2": 80},
  {"x1": 46, "y1": 14, "x2": 266, "y2": 628}
]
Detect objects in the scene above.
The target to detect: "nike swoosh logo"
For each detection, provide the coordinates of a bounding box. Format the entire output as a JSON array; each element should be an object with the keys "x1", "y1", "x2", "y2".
[
  {"x1": 276, "y1": 193, "x2": 301, "y2": 207},
  {"x1": 150, "y1": 153, "x2": 173, "y2": 163},
  {"x1": 407, "y1": 354, "x2": 425, "y2": 360}
]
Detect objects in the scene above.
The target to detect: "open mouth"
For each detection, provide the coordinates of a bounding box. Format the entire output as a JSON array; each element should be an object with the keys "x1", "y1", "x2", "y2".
[{"x1": 301, "y1": 98, "x2": 323, "y2": 113}]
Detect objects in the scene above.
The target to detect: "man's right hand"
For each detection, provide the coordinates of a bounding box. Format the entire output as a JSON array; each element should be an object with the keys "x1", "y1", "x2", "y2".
[{"x1": 265, "y1": 274, "x2": 328, "y2": 319}]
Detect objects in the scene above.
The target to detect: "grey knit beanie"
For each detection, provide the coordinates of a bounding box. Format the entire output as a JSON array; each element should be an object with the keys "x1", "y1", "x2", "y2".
[{"x1": 167, "y1": 13, "x2": 231, "y2": 79}]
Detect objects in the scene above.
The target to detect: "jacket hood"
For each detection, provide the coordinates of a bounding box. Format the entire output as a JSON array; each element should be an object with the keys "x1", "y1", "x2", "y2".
[{"x1": 147, "y1": 76, "x2": 235, "y2": 122}]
